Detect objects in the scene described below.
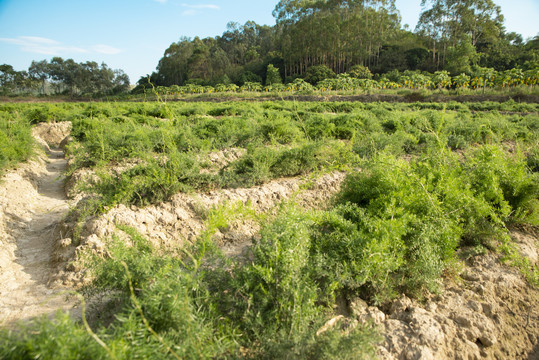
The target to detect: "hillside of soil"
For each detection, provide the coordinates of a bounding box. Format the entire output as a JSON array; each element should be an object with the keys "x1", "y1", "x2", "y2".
[{"x1": 1, "y1": 103, "x2": 538, "y2": 359}]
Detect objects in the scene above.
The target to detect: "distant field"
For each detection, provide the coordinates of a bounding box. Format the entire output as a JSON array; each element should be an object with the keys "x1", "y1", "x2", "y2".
[{"x1": 3, "y1": 87, "x2": 539, "y2": 105}]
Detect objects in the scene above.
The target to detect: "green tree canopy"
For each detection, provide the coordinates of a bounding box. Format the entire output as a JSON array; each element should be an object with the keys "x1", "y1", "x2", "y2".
[
  {"x1": 416, "y1": 0, "x2": 504, "y2": 70},
  {"x1": 304, "y1": 65, "x2": 336, "y2": 85},
  {"x1": 265, "y1": 64, "x2": 282, "y2": 85}
]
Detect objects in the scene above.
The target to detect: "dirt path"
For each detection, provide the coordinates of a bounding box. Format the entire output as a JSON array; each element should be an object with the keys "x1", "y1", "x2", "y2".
[{"x1": 0, "y1": 148, "x2": 78, "y2": 326}]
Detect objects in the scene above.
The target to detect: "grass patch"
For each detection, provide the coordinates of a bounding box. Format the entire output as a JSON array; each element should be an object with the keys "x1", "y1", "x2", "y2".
[{"x1": 0, "y1": 111, "x2": 34, "y2": 173}]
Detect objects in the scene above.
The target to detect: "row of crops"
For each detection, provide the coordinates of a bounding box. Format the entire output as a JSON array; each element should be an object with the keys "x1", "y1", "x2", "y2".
[
  {"x1": 2, "y1": 99, "x2": 537, "y2": 176},
  {"x1": 1, "y1": 100, "x2": 538, "y2": 359},
  {"x1": 146, "y1": 67, "x2": 539, "y2": 96}
]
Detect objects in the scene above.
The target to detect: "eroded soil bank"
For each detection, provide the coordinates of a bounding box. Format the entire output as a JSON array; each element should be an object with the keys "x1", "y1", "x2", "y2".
[
  {"x1": 0, "y1": 122, "x2": 77, "y2": 326},
  {"x1": 374, "y1": 239, "x2": 539, "y2": 360}
]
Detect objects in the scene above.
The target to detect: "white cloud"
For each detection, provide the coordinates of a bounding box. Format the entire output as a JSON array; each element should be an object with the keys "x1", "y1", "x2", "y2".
[
  {"x1": 0, "y1": 36, "x2": 122, "y2": 56},
  {"x1": 0, "y1": 36, "x2": 87, "y2": 55},
  {"x1": 180, "y1": 3, "x2": 219, "y2": 16},
  {"x1": 181, "y1": 3, "x2": 220, "y2": 10},
  {"x1": 153, "y1": 0, "x2": 167, "y2": 3},
  {"x1": 18, "y1": 36, "x2": 59, "y2": 45},
  {"x1": 0, "y1": 36, "x2": 56, "y2": 46},
  {"x1": 92, "y1": 44, "x2": 122, "y2": 55}
]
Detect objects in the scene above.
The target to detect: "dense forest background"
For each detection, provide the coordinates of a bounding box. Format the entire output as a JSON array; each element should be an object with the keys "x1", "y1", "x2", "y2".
[
  {"x1": 1, "y1": 0, "x2": 538, "y2": 95},
  {"x1": 0, "y1": 58, "x2": 130, "y2": 96},
  {"x1": 145, "y1": 0, "x2": 538, "y2": 88}
]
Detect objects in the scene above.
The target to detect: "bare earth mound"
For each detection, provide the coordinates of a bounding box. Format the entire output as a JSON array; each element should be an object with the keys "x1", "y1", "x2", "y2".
[{"x1": 376, "y1": 244, "x2": 538, "y2": 359}]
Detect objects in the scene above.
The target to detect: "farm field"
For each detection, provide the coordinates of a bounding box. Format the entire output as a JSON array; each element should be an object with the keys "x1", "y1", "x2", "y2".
[{"x1": 0, "y1": 100, "x2": 538, "y2": 359}]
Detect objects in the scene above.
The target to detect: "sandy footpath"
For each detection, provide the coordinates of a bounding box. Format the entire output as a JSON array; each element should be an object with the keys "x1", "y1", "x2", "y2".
[{"x1": 0, "y1": 123, "x2": 77, "y2": 326}]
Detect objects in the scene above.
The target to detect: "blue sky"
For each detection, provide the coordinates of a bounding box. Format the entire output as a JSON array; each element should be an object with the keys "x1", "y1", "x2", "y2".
[{"x1": 0, "y1": 0, "x2": 537, "y2": 83}]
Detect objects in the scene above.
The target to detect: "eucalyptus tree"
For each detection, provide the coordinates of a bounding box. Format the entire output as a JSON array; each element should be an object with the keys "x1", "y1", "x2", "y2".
[
  {"x1": 0, "y1": 65, "x2": 36, "y2": 94},
  {"x1": 416, "y1": 0, "x2": 505, "y2": 69},
  {"x1": 0, "y1": 64, "x2": 18, "y2": 94},
  {"x1": 153, "y1": 21, "x2": 278, "y2": 86},
  {"x1": 28, "y1": 60, "x2": 50, "y2": 94},
  {"x1": 445, "y1": 36, "x2": 478, "y2": 74},
  {"x1": 187, "y1": 37, "x2": 212, "y2": 81},
  {"x1": 156, "y1": 38, "x2": 195, "y2": 86},
  {"x1": 78, "y1": 61, "x2": 101, "y2": 94},
  {"x1": 112, "y1": 70, "x2": 130, "y2": 93},
  {"x1": 47, "y1": 57, "x2": 79, "y2": 95},
  {"x1": 218, "y1": 21, "x2": 277, "y2": 66},
  {"x1": 273, "y1": 0, "x2": 400, "y2": 77},
  {"x1": 478, "y1": 33, "x2": 537, "y2": 71}
]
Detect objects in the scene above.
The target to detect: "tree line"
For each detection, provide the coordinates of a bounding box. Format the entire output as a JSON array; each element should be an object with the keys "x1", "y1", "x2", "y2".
[
  {"x1": 0, "y1": 57, "x2": 130, "y2": 96},
  {"x1": 1, "y1": 0, "x2": 537, "y2": 96},
  {"x1": 138, "y1": 0, "x2": 538, "y2": 90}
]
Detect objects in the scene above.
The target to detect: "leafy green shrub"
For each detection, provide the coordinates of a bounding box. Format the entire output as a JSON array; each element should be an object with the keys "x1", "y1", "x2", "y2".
[
  {"x1": 308, "y1": 102, "x2": 360, "y2": 113},
  {"x1": 207, "y1": 206, "x2": 380, "y2": 358},
  {"x1": 349, "y1": 65, "x2": 373, "y2": 79},
  {"x1": 25, "y1": 106, "x2": 53, "y2": 124},
  {"x1": 330, "y1": 154, "x2": 461, "y2": 299},
  {"x1": 83, "y1": 228, "x2": 240, "y2": 359},
  {"x1": 206, "y1": 106, "x2": 236, "y2": 117},
  {"x1": 240, "y1": 206, "x2": 318, "y2": 332},
  {"x1": 466, "y1": 145, "x2": 539, "y2": 224},
  {"x1": 23, "y1": 104, "x2": 70, "y2": 124},
  {"x1": 321, "y1": 145, "x2": 538, "y2": 300},
  {"x1": 219, "y1": 146, "x2": 277, "y2": 187},
  {"x1": 95, "y1": 153, "x2": 205, "y2": 207},
  {"x1": 221, "y1": 141, "x2": 357, "y2": 188},
  {"x1": 82, "y1": 103, "x2": 114, "y2": 118},
  {"x1": 82, "y1": 221, "x2": 379, "y2": 359},
  {"x1": 178, "y1": 105, "x2": 206, "y2": 117},
  {"x1": 304, "y1": 65, "x2": 336, "y2": 85},
  {"x1": 354, "y1": 130, "x2": 418, "y2": 158},
  {"x1": 305, "y1": 115, "x2": 336, "y2": 139},
  {"x1": 259, "y1": 116, "x2": 304, "y2": 144},
  {"x1": 0, "y1": 312, "x2": 105, "y2": 360},
  {"x1": 447, "y1": 134, "x2": 468, "y2": 150},
  {"x1": 70, "y1": 117, "x2": 157, "y2": 166},
  {"x1": 527, "y1": 146, "x2": 539, "y2": 172},
  {"x1": 329, "y1": 114, "x2": 362, "y2": 140},
  {"x1": 191, "y1": 116, "x2": 258, "y2": 149}
]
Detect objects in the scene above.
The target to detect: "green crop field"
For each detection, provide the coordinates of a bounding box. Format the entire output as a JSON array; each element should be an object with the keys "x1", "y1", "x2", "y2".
[{"x1": 1, "y1": 100, "x2": 538, "y2": 359}]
